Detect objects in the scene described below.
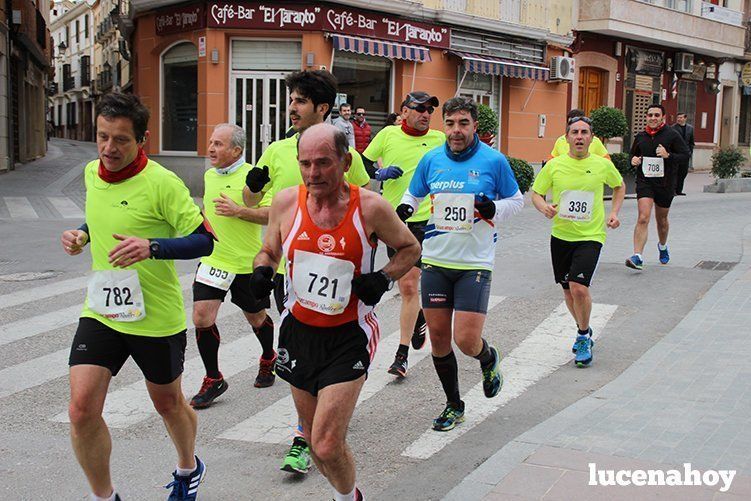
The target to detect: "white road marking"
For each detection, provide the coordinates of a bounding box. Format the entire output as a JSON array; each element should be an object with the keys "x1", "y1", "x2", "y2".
[
  {"x1": 0, "y1": 274, "x2": 193, "y2": 347},
  {"x1": 401, "y1": 302, "x2": 618, "y2": 460},
  {"x1": 0, "y1": 349, "x2": 69, "y2": 399},
  {"x1": 0, "y1": 276, "x2": 90, "y2": 309},
  {"x1": 49, "y1": 301, "x2": 247, "y2": 427},
  {"x1": 47, "y1": 197, "x2": 84, "y2": 219},
  {"x1": 4, "y1": 197, "x2": 38, "y2": 219},
  {"x1": 217, "y1": 296, "x2": 506, "y2": 444}
]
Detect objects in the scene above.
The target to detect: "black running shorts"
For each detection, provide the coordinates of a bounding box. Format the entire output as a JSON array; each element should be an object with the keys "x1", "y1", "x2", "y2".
[
  {"x1": 421, "y1": 264, "x2": 492, "y2": 313},
  {"x1": 636, "y1": 178, "x2": 675, "y2": 208},
  {"x1": 387, "y1": 219, "x2": 427, "y2": 269},
  {"x1": 69, "y1": 317, "x2": 186, "y2": 384},
  {"x1": 276, "y1": 314, "x2": 370, "y2": 396},
  {"x1": 192, "y1": 269, "x2": 269, "y2": 314},
  {"x1": 550, "y1": 236, "x2": 602, "y2": 289}
]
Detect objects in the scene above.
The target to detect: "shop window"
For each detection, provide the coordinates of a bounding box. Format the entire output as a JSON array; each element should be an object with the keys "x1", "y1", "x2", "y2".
[
  {"x1": 333, "y1": 52, "x2": 391, "y2": 131},
  {"x1": 161, "y1": 42, "x2": 198, "y2": 152},
  {"x1": 738, "y1": 93, "x2": 751, "y2": 145},
  {"x1": 677, "y1": 80, "x2": 697, "y2": 125}
]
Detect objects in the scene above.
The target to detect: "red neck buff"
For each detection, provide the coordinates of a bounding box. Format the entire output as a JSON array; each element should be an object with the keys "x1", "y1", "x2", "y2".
[
  {"x1": 645, "y1": 122, "x2": 666, "y2": 137},
  {"x1": 98, "y1": 147, "x2": 148, "y2": 183},
  {"x1": 401, "y1": 121, "x2": 429, "y2": 137}
]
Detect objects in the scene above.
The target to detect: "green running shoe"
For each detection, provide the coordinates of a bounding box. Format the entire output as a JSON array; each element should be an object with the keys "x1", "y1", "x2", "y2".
[
  {"x1": 481, "y1": 346, "x2": 503, "y2": 398},
  {"x1": 280, "y1": 436, "x2": 311, "y2": 474},
  {"x1": 432, "y1": 401, "x2": 465, "y2": 432}
]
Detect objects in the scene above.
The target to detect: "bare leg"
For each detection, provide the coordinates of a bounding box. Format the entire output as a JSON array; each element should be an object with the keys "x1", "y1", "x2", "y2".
[
  {"x1": 633, "y1": 197, "x2": 654, "y2": 255},
  {"x1": 655, "y1": 206, "x2": 670, "y2": 246},
  {"x1": 452, "y1": 311, "x2": 487, "y2": 358},
  {"x1": 69, "y1": 365, "x2": 115, "y2": 498},
  {"x1": 147, "y1": 376, "x2": 197, "y2": 469},
  {"x1": 568, "y1": 282, "x2": 592, "y2": 331},
  {"x1": 424, "y1": 308, "x2": 453, "y2": 357},
  {"x1": 398, "y1": 267, "x2": 421, "y2": 348}
]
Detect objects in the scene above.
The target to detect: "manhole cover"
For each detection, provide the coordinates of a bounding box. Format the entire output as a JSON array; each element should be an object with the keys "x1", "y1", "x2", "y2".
[
  {"x1": 694, "y1": 261, "x2": 736, "y2": 271},
  {"x1": 0, "y1": 271, "x2": 61, "y2": 282}
]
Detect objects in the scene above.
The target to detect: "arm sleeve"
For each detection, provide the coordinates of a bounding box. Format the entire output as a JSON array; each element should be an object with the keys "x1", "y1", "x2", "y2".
[
  {"x1": 344, "y1": 148, "x2": 370, "y2": 187},
  {"x1": 77, "y1": 222, "x2": 89, "y2": 240},
  {"x1": 399, "y1": 190, "x2": 423, "y2": 212},
  {"x1": 361, "y1": 155, "x2": 377, "y2": 179},
  {"x1": 151, "y1": 221, "x2": 215, "y2": 260},
  {"x1": 362, "y1": 129, "x2": 383, "y2": 166},
  {"x1": 493, "y1": 190, "x2": 524, "y2": 223}
]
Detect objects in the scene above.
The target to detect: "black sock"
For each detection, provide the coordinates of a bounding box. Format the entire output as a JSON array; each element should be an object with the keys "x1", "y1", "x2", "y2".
[
  {"x1": 433, "y1": 351, "x2": 460, "y2": 405},
  {"x1": 578, "y1": 327, "x2": 591, "y2": 336},
  {"x1": 253, "y1": 315, "x2": 275, "y2": 360},
  {"x1": 397, "y1": 344, "x2": 409, "y2": 357},
  {"x1": 474, "y1": 338, "x2": 494, "y2": 368},
  {"x1": 414, "y1": 309, "x2": 426, "y2": 333},
  {"x1": 196, "y1": 325, "x2": 221, "y2": 379}
]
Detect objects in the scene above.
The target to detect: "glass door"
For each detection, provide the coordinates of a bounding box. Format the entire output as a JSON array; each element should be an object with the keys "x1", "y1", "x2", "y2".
[{"x1": 232, "y1": 73, "x2": 290, "y2": 165}]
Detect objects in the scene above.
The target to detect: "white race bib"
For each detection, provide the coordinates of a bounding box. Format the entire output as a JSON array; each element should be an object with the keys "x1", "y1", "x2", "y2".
[
  {"x1": 558, "y1": 190, "x2": 595, "y2": 221},
  {"x1": 87, "y1": 270, "x2": 146, "y2": 322},
  {"x1": 195, "y1": 262, "x2": 236, "y2": 291},
  {"x1": 642, "y1": 157, "x2": 664, "y2": 178},
  {"x1": 292, "y1": 250, "x2": 355, "y2": 316},
  {"x1": 433, "y1": 193, "x2": 474, "y2": 233}
]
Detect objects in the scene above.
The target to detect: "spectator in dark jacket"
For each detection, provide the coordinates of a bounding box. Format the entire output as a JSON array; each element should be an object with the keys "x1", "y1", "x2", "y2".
[
  {"x1": 672, "y1": 112, "x2": 695, "y2": 195},
  {"x1": 353, "y1": 107, "x2": 372, "y2": 153}
]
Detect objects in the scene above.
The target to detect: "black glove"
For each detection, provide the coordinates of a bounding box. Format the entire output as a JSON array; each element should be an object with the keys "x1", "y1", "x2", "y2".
[
  {"x1": 475, "y1": 195, "x2": 496, "y2": 219},
  {"x1": 249, "y1": 265, "x2": 275, "y2": 300},
  {"x1": 245, "y1": 166, "x2": 270, "y2": 193},
  {"x1": 395, "y1": 203, "x2": 414, "y2": 222},
  {"x1": 351, "y1": 270, "x2": 392, "y2": 306}
]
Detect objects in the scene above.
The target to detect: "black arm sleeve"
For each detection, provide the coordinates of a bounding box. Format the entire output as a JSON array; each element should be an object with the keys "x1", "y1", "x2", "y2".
[
  {"x1": 77, "y1": 222, "x2": 89, "y2": 236},
  {"x1": 362, "y1": 155, "x2": 378, "y2": 179},
  {"x1": 151, "y1": 221, "x2": 215, "y2": 260}
]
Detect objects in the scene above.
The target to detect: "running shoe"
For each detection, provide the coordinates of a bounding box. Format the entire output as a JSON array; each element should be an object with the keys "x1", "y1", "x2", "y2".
[
  {"x1": 280, "y1": 436, "x2": 311, "y2": 474},
  {"x1": 481, "y1": 346, "x2": 503, "y2": 398},
  {"x1": 387, "y1": 352, "x2": 408, "y2": 377},
  {"x1": 625, "y1": 254, "x2": 643, "y2": 270},
  {"x1": 254, "y1": 352, "x2": 277, "y2": 388},
  {"x1": 190, "y1": 376, "x2": 228, "y2": 409},
  {"x1": 411, "y1": 312, "x2": 427, "y2": 350},
  {"x1": 165, "y1": 456, "x2": 206, "y2": 501},
  {"x1": 658, "y1": 244, "x2": 670, "y2": 265},
  {"x1": 432, "y1": 401, "x2": 465, "y2": 432},
  {"x1": 573, "y1": 335, "x2": 594, "y2": 367},
  {"x1": 572, "y1": 327, "x2": 592, "y2": 353}
]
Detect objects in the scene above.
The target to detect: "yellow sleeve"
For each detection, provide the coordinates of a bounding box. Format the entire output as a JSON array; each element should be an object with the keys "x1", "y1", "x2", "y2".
[
  {"x1": 604, "y1": 159, "x2": 623, "y2": 188},
  {"x1": 363, "y1": 128, "x2": 385, "y2": 162},
  {"x1": 550, "y1": 136, "x2": 566, "y2": 158},
  {"x1": 345, "y1": 148, "x2": 370, "y2": 187},
  {"x1": 591, "y1": 137, "x2": 610, "y2": 158},
  {"x1": 532, "y1": 161, "x2": 553, "y2": 196}
]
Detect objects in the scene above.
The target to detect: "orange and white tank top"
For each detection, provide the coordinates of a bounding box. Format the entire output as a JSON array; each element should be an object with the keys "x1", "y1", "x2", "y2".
[{"x1": 282, "y1": 184, "x2": 378, "y2": 329}]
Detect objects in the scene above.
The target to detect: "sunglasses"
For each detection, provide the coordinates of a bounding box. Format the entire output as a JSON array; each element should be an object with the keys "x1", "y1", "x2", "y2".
[
  {"x1": 356, "y1": 112, "x2": 365, "y2": 116},
  {"x1": 567, "y1": 116, "x2": 592, "y2": 125},
  {"x1": 407, "y1": 104, "x2": 435, "y2": 114}
]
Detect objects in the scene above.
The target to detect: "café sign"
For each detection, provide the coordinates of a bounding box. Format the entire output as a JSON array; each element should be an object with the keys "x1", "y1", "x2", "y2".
[{"x1": 155, "y1": 3, "x2": 205, "y2": 36}]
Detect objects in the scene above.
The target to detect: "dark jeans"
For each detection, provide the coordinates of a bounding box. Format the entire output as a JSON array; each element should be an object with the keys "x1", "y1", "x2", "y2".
[{"x1": 675, "y1": 161, "x2": 690, "y2": 194}]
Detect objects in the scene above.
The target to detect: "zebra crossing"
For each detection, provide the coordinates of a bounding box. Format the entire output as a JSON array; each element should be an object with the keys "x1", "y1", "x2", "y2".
[
  {"x1": 0, "y1": 196, "x2": 84, "y2": 220},
  {"x1": 0, "y1": 271, "x2": 618, "y2": 464}
]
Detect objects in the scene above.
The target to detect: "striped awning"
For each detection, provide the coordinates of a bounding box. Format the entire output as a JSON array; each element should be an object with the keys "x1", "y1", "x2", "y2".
[
  {"x1": 451, "y1": 51, "x2": 549, "y2": 81},
  {"x1": 331, "y1": 34, "x2": 431, "y2": 63}
]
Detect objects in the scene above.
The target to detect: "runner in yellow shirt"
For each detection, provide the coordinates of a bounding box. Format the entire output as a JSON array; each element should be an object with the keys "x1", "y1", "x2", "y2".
[
  {"x1": 60, "y1": 93, "x2": 212, "y2": 500},
  {"x1": 532, "y1": 116, "x2": 624, "y2": 368},
  {"x1": 549, "y1": 109, "x2": 610, "y2": 160}
]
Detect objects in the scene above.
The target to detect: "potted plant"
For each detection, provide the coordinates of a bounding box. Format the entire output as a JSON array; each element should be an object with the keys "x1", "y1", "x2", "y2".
[
  {"x1": 711, "y1": 147, "x2": 745, "y2": 180},
  {"x1": 477, "y1": 104, "x2": 499, "y2": 146},
  {"x1": 590, "y1": 106, "x2": 628, "y2": 146},
  {"x1": 506, "y1": 157, "x2": 535, "y2": 194}
]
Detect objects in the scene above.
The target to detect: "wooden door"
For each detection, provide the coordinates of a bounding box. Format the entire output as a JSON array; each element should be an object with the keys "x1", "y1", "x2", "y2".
[{"x1": 578, "y1": 67, "x2": 605, "y2": 116}]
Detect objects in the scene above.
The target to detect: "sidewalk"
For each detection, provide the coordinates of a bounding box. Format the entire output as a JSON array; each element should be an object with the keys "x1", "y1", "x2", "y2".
[{"x1": 446, "y1": 225, "x2": 751, "y2": 499}]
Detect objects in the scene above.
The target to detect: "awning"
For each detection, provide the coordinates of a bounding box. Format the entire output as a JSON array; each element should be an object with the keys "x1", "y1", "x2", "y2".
[
  {"x1": 331, "y1": 34, "x2": 431, "y2": 63},
  {"x1": 451, "y1": 51, "x2": 549, "y2": 81}
]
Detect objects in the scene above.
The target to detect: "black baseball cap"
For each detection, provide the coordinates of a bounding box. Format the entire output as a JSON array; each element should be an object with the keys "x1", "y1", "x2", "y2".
[{"x1": 403, "y1": 91, "x2": 439, "y2": 108}]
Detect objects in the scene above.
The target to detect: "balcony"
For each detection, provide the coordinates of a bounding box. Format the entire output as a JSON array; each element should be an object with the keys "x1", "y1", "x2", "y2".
[{"x1": 578, "y1": 0, "x2": 746, "y2": 58}]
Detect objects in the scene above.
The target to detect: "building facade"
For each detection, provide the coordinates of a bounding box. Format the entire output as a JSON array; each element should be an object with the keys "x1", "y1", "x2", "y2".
[
  {"x1": 4, "y1": 0, "x2": 51, "y2": 170},
  {"x1": 572, "y1": 0, "x2": 747, "y2": 167},
  {"x1": 128, "y1": 0, "x2": 573, "y2": 176}
]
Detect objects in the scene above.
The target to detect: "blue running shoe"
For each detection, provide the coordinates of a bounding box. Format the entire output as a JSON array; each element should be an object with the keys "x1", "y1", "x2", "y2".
[
  {"x1": 481, "y1": 346, "x2": 503, "y2": 398},
  {"x1": 432, "y1": 401, "x2": 465, "y2": 431},
  {"x1": 573, "y1": 335, "x2": 594, "y2": 367},
  {"x1": 658, "y1": 245, "x2": 670, "y2": 264},
  {"x1": 572, "y1": 327, "x2": 592, "y2": 353},
  {"x1": 625, "y1": 254, "x2": 643, "y2": 270},
  {"x1": 166, "y1": 456, "x2": 206, "y2": 500}
]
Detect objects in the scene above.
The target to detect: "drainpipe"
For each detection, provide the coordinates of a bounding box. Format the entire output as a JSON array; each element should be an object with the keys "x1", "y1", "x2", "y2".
[{"x1": 5, "y1": 0, "x2": 14, "y2": 168}]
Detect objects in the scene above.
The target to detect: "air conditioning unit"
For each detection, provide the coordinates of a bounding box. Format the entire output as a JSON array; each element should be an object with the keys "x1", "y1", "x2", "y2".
[
  {"x1": 675, "y1": 52, "x2": 694, "y2": 73},
  {"x1": 550, "y1": 56, "x2": 575, "y2": 81}
]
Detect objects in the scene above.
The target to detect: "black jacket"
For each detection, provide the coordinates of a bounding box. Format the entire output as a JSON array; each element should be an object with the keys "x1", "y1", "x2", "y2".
[
  {"x1": 630, "y1": 126, "x2": 690, "y2": 186},
  {"x1": 672, "y1": 123, "x2": 695, "y2": 157}
]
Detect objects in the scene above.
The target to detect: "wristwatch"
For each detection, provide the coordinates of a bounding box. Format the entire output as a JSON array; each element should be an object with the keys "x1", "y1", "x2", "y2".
[
  {"x1": 149, "y1": 240, "x2": 160, "y2": 259},
  {"x1": 380, "y1": 270, "x2": 395, "y2": 291}
]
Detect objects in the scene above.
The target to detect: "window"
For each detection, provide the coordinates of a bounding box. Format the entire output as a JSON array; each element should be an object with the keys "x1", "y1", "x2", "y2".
[
  {"x1": 76, "y1": 20, "x2": 80, "y2": 44},
  {"x1": 677, "y1": 80, "x2": 697, "y2": 125},
  {"x1": 84, "y1": 15, "x2": 89, "y2": 39},
  {"x1": 332, "y1": 52, "x2": 391, "y2": 130},
  {"x1": 81, "y1": 56, "x2": 91, "y2": 86},
  {"x1": 162, "y1": 43, "x2": 198, "y2": 151},
  {"x1": 738, "y1": 92, "x2": 751, "y2": 145},
  {"x1": 65, "y1": 26, "x2": 69, "y2": 46}
]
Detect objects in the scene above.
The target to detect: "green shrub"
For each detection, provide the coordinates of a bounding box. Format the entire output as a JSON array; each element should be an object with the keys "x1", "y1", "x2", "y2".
[
  {"x1": 590, "y1": 106, "x2": 628, "y2": 141},
  {"x1": 477, "y1": 104, "x2": 499, "y2": 135},
  {"x1": 507, "y1": 157, "x2": 535, "y2": 194},
  {"x1": 711, "y1": 147, "x2": 746, "y2": 179},
  {"x1": 610, "y1": 152, "x2": 634, "y2": 177}
]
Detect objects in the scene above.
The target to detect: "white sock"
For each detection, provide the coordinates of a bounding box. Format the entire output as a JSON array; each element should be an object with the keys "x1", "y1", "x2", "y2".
[
  {"x1": 635, "y1": 253, "x2": 643, "y2": 260},
  {"x1": 333, "y1": 486, "x2": 356, "y2": 501},
  {"x1": 90, "y1": 490, "x2": 116, "y2": 501},
  {"x1": 658, "y1": 243, "x2": 668, "y2": 250},
  {"x1": 176, "y1": 461, "x2": 197, "y2": 476}
]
